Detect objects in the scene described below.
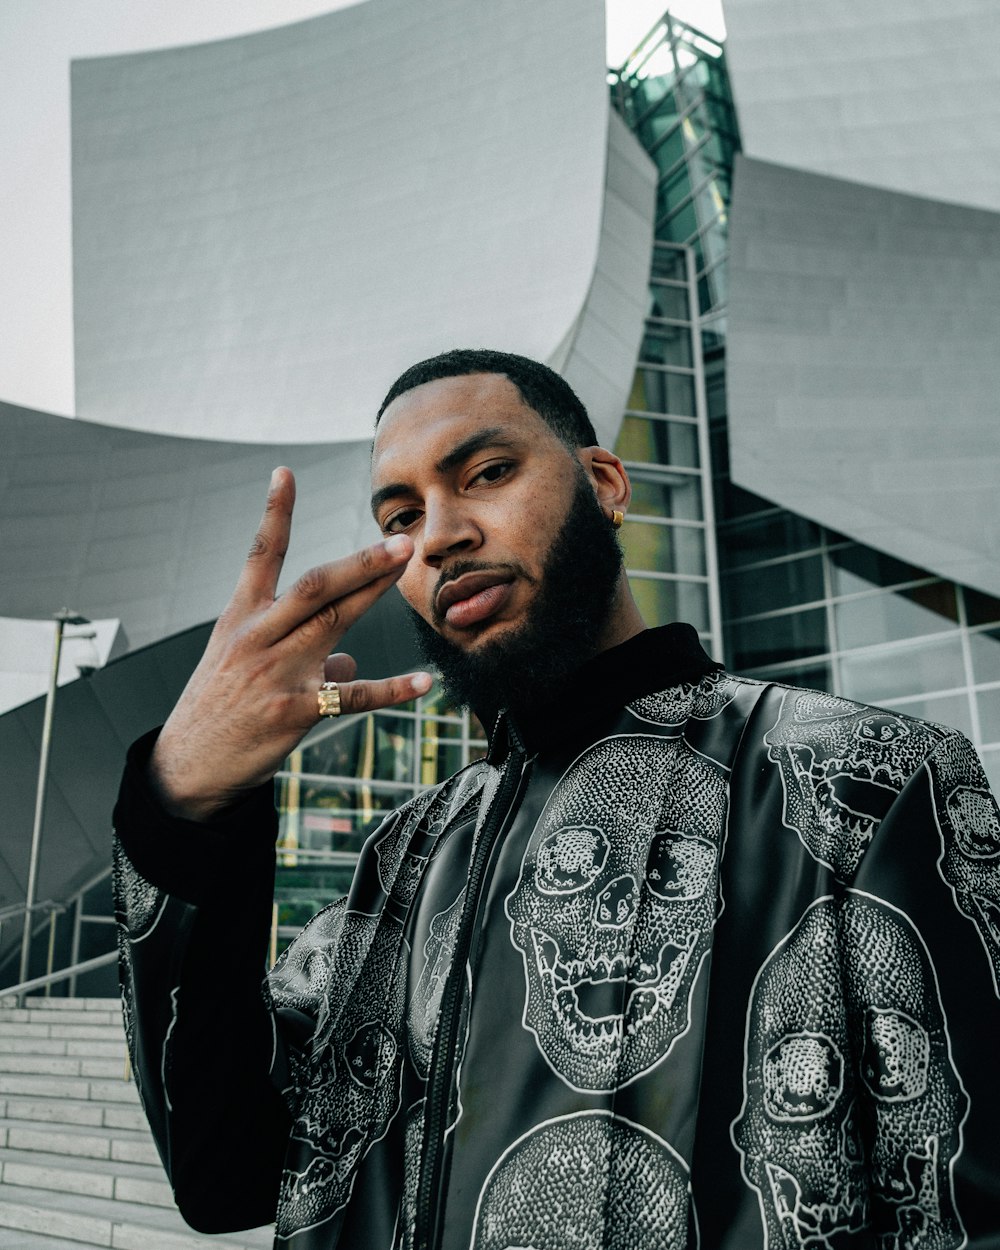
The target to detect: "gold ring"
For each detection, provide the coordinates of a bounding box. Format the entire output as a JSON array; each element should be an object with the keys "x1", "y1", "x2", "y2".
[
  {"x1": 317, "y1": 681, "x2": 342, "y2": 717},
  {"x1": 611, "y1": 509, "x2": 624, "y2": 529}
]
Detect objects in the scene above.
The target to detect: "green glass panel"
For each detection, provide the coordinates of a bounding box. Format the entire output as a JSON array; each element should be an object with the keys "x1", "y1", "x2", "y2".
[
  {"x1": 634, "y1": 368, "x2": 696, "y2": 417},
  {"x1": 640, "y1": 327, "x2": 693, "y2": 369},
  {"x1": 621, "y1": 519, "x2": 706, "y2": 577},
  {"x1": 884, "y1": 693, "x2": 973, "y2": 739},
  {"x1": 628, "y1": 575, "x2": 708, "y2": 632},
  {"x1": 650, "y1": 247, "x2": 687, "y2": 281},
  {"x1": 615, "y1": 413, "x2": 698, "y2": 466},
  {"x1": 980, "y1": 747, "x2": 1000, "y2": 793},
  {"x1": 647, "y1": 281, "x2": 689, "y2": 322},
  {"x1": 742, "y1": 661, "x2": 834, "y2": 692},
  {"x1": 723, "y1": 554, "x2": 825, "y2": 618},
  {"x1": 966, "y1": 588, "x2": 1000, "y2": 627},
  {"x1": 837, "y1": 636, "x2": 965, "y2": 705},
  {"x1": 719, "y1": 513, "x2": 821, "y2": 569},
  {"x1": 834, "y1": 584, "x2": 957, "y2": 652},
  {"x1": 975, "y1": 687, "x2": 1000, "y2": 745},
  {"x1": 726, "y1": 606, "x2": 828, "y2": 671},
  {"x1": 969, "y1": 628, "x2": 1000, "y2": 684},
  {"x1": 627, "y1": 471, "x2": 703, "y2": 521},
  {"x1": 830, "y1": 545, "x2": 929, "y2": 595}
]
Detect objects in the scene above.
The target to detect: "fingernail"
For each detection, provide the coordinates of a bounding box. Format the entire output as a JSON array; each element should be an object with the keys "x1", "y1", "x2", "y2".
[
  {"x1": 384, "y1": 534, "x2": 410, "y2": 556},
  {"x1": 270, "y1": 467, "x2": 280, "y2": 488},
  {"x1": 411, "y1": 672, "x2": 433, "y2": 694}
]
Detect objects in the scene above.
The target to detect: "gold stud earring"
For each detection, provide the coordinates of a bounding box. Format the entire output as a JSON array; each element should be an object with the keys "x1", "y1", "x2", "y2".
[{"x1": 611, "y1": 509, "x2": 624, "y2": 529}]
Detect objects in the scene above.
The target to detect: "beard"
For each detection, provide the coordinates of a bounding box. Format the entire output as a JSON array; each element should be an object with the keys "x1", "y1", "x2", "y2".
[{"x1": 407, "y1": 471, "x2": 624, "y2": 722}]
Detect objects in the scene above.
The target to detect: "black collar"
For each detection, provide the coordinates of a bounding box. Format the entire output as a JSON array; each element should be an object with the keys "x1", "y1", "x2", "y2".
[{"x1": 483, "y1": 622, "x2": 721, "y2": 762}]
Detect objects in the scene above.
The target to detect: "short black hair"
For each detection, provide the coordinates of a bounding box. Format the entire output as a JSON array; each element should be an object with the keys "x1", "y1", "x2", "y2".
[{"x1": 376, "y1": 348, "x2": 598, "y2": 449}]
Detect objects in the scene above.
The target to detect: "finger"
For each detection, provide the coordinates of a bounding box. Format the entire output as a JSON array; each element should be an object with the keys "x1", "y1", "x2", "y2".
[
  {"x1": 320, "y1": 671, "x2": 433, "y2": 719},
  {"x1": 262, "y1": 534, "x2": 413, "y2": 644},
  {"x1": 323, "y1": 652, "x2": 358, "y2": 682},
  {"x1": 232, "y1": 468, "x2": 296, "y2": 610}
]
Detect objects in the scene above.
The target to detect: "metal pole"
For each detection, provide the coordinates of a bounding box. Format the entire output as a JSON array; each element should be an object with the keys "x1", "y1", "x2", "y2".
[{"x1": 19, "y1": 614, "x2": 66, "y2": 991}]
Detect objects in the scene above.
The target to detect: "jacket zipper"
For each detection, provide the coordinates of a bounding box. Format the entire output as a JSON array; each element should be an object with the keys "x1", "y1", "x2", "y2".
[{"x1": 414, "y1": 746, "x2": 530, "y2": 1250}]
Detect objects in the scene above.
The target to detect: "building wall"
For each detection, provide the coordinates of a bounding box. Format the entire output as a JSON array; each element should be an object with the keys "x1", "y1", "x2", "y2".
[
  {"x1": 726, "y1": 154, "x2": 1000, "y2": 600},
  {"x1": 71, "y1": 0, "x2": 611, "y2": 443},
  {"x1": 722, "y1": 0, "x2": 1000, "y2": 213}
]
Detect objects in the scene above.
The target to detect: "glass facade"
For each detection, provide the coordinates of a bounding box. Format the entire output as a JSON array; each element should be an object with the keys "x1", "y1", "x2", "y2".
[{"x1": 610, "y1": 10, "x2": 1000, "y2": 795}]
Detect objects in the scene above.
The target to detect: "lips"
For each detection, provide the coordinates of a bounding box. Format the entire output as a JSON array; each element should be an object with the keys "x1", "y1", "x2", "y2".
[{"x1": 435, "y1": 570, "x2": 515, "y2": 629}]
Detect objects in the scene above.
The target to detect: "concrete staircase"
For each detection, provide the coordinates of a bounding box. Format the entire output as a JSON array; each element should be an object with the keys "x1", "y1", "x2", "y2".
[{"x1": 0, "y1": 996, "x2": 274, "y2": 1249}]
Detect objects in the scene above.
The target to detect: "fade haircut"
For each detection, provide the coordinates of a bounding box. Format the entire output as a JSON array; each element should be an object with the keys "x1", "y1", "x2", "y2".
[{"x1": 376, "y1": 349, "x2": 598, "y2": 450}]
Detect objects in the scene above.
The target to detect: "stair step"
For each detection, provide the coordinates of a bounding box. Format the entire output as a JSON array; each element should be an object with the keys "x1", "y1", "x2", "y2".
[
  {"x1": 1, "y1": 1147, "x2": 171, "y2": 1207},
  {"x1": 0, "y1": 1037, "x2": 127, "y2": 1058},
  {"x1": 0, "y1": 1185, "x2": 273, "y2": 1248},
  {"x1": 1, "y1": 1120, "x2": 159, "y2": 1165},
  {"x1": 0, "y1": 1074, "x2": 138, "y2": 1104},
  {"x1": 0, "y1": 1054, "x2": 125, "y2": 1078},
  {"x1": 0, "y1": 1098, "x2": 144, "y2": 1131},
  {"x1": 0, "y1": 1009, "x2": 121, "y2": 1028}
]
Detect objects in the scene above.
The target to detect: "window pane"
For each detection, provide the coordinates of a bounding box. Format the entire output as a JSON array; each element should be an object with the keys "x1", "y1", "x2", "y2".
[
  {"x1": 723, "y1": 555, "x2": 824, "y2": 618},
  {"x1": 969, "y1": 628, "x2": 1000, "y2": 685},
  {"x1": 726, "y1": 606, "x2": 827, "y2": 671},
  {"x1": 884, "y1": 694, "x2": 973, "y2": 739},
  {"x1": 830, "y1": 545, "x2": 928, "y2": 595},
  {"x1": 629, "y1": 575, "x2": 708, "y2": 632},
  {"x1": 837, "y1": 636, "x2": 965, "y2": 705},
  {"x1": 720, "y1": 513, "x2": 821, "y2": 569},
  {"x1": 615, "y1": 415, "x2": 698, "y2": 468},
  {"x1": 966, "y1": 588, "x2": 1000, "y2": 627},
  {"x1": 650, "y1": 247, "x2": 686, "y2": 281},
  {"x1": 742, "y1": 661, "x2": 834, "y2": 693},
  {"x1": 628, "y1": 471, "x2": 703, "y2": 521},
  {"x1": 976, "y1": 688, "x2": 1000, "y2": 746},
  {"x1": 647, "y1": 282, "x2": 688, "y2": 321},
  {"x1": 980, "y1": 748, "x2": 1000, "y2": 793},
  {"x1": 640, "y1": 327, "x2": 693, "y2": 370},
  {"x1": 621, "y1": 519, "x2": 706, "y2": 577},
  {"x1": 834, "y1": 583, "x2": 958, "y2": 651},
  {"x1": 632, "y1": 367, "x2": 696, "y2": 417}
]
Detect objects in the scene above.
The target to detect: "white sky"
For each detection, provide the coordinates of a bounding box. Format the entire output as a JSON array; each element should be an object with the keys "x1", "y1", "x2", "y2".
[{"x1": 0, "y1": 0, "x2": 725, "y2": 418}]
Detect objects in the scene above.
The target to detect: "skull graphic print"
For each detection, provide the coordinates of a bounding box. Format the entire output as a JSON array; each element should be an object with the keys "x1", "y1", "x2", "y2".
[
  {"x1": 927, "y1": 732, "x2": 1000, "y2": 995},
  {"x1": 472, "y1": 1110, "x2": 697, "y2": 1250},
  {"x1": 733, "y1": 891, "x2": 967, "y2": 1250},
  {"x1": 505, "y1": 734, "x2": 728, "y2": 1091},
  {"x1": 765, "y1": 691, "x2": 945, "y2": 881}
]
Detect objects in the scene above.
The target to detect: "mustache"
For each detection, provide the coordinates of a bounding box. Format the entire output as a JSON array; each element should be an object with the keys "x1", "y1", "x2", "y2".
[{"x1": 431, "y1": 559, "x2": 533, "y2": 627}]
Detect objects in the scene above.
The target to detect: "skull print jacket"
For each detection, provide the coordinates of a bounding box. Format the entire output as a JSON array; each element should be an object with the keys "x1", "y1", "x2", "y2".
[{"x1": 112, "y1": 623, "x2": 1000, "y2": 1249}]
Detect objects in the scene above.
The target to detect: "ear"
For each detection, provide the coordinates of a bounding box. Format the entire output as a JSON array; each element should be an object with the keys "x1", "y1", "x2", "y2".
[{"x1": 578, "y1": 446, "x2": 631, "y2": 517}]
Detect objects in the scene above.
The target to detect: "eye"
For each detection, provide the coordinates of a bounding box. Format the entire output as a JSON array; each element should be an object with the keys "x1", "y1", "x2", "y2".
[
  {"x1": 469, "y1": 460, "x2": 513, "y2": 487},
  {"x1": 382, "y1": 507, "x2": 422, "y2": 534}
]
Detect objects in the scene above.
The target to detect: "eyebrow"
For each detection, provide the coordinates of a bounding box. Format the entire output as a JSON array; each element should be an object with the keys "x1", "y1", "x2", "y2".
[{"x1": 370, "y1": 426, "x2": 515, "y2": 517}]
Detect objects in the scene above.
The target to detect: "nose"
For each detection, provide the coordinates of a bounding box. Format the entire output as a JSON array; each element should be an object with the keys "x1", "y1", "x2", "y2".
[{"x1": 420, "y1": 495, "x2": 482, "y2": 568}]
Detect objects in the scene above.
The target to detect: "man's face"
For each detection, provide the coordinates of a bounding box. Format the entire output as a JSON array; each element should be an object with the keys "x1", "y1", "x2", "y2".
[
  {"x1": 370, "y1": 372, "x2": 624, "y2": 714},
  {"x1": 371, "y1": 373, "x2": 591, "y2": 648}
]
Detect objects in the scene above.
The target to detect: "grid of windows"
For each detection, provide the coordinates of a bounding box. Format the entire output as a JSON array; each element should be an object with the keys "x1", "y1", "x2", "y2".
[{"x1": 611, "y1": 11, "x2": 1000, "y2": 793}]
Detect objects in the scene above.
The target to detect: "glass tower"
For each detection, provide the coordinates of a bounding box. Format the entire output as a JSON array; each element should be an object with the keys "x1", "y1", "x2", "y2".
[{"x1": 610, "y1": 10, "x2": 1000, "y2": 794}]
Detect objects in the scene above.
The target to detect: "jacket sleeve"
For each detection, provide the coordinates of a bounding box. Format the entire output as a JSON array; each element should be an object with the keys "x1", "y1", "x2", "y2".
[
  {"x1": 852, "y1": 729, "x2": 1000, "y2": 1248},
  {"x1": 112, "y1": 728, "x2": 293, "y2": 1234}
]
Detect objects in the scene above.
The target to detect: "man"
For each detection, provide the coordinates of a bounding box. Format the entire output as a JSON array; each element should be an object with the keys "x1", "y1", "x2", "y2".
[{"x1": 114, "y1": 349, "x2": 1000, "y2": 1249}]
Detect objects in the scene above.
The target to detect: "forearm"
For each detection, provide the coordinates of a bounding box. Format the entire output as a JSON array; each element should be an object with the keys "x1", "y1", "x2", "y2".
[{"x1": 113, "y1": 729, "x2": 292, "y2": 1232}]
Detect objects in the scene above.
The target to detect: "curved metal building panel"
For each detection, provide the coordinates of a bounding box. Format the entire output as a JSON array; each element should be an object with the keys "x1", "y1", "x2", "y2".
[
  {"x1": 722, "y1": 0, "x2": 1000, "y2": 213},
  {"x1": 726, "y1": 155, "x2": 1000, "y2": 599},
  {"x1": 71, "y1": 0, "x2": 618, "y2": 442}
]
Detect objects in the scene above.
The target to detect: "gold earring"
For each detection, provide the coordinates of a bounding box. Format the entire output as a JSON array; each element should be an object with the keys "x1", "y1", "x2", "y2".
[{"x1": 611, "y1": 509, "x2": 624, "y2": 529}]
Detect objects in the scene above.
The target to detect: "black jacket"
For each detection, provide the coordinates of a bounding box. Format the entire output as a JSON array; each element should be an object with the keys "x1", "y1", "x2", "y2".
[{"x1": 113, "y1": 624, "x2": 1000, "y2": 1248}]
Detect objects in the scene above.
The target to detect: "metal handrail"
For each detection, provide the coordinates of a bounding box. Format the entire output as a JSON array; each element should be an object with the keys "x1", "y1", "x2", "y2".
[
  {"x1": 4, "y1": 951, "x2": 118, "y2": 1002},
  {"x1": 0, "y1": 899, "x2": 65, "y2": 923}
]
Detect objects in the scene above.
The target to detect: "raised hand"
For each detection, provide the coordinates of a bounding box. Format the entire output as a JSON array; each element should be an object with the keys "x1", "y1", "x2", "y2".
[{"x1": 149, "y1": 467, "x2": 432, "y2": 822}]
